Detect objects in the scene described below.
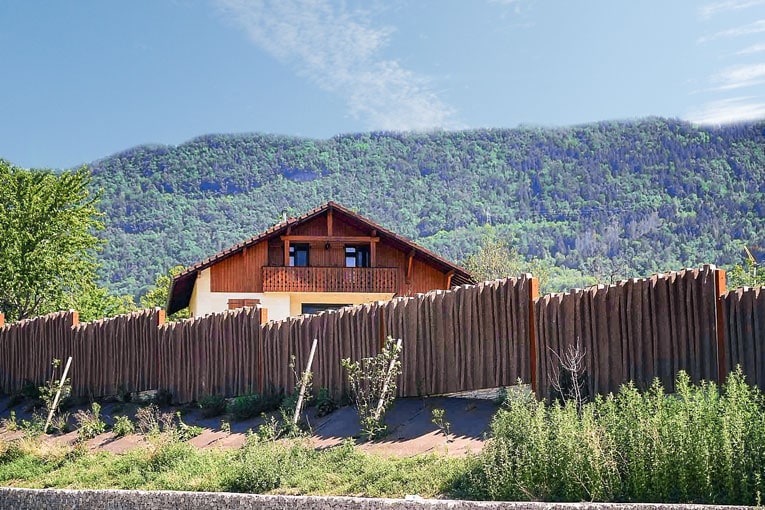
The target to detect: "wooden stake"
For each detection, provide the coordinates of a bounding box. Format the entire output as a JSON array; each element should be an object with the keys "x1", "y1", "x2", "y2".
[
  {"x1": 373, "y1": 338, "x2": 403, "y2": 422},
  {"x1": 293, "y1": 339, "x2": 318, "y2": 425},
  {"x1": 714, "y1": 268, "x2": 727, "y2": 384},
  {"x1": 528, "y1": 276, "x2": 540, "y2": 396},
  {"x1": 44, "y1": 356, "x2": 72, "y2": 434}
]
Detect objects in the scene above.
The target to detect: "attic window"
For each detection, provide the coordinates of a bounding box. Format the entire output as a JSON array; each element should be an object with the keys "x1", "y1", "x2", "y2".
[
  {"x1": 289, "y1": 244, "x2": 309, "y2": 267},
  {"x1": 345, "y1": 245, "x2": 370, "y2": 268}
]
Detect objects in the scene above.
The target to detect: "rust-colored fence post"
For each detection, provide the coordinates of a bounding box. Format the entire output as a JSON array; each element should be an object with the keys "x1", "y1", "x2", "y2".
[
  {"x1": 714, "y1": 268, "x2": 727, "y2": 384},
  {"x1": 528, "y1": 276, "x2": 540, "y2": 395},
  {"x1": 156, "y1": 307, "x2": 166, "y2": 326},
  {"x1": 0, "y1": 313, "x2": 4, "y2": 327},
  {"x1": 258, "y1": 306, "x2": 265, "y2": 394}
]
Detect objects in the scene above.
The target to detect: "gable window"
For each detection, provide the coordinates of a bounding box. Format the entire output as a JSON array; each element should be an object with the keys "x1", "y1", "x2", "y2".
[
  {"x1": 289, "y1": 244, "x2": 309, "y2": 267},
  {"x1": 345, "y1": 245, "x2": 370, "y2": 268}
]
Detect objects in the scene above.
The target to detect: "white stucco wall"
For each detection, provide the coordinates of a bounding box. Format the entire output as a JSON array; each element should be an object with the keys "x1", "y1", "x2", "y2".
[
  {"x1": 189, "y1": 268, "x2": 291, "y2": 320},
  {"x1": 189, "y1": 268, "x2": 393, "y2": 322}
]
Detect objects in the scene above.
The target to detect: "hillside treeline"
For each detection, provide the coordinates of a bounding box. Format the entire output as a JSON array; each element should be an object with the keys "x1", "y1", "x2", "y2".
[{"x1": 88, "y1": 118, "x2": 765, "y2": 297}]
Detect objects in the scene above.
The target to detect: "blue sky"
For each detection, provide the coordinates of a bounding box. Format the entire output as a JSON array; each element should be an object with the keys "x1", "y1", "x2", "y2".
[{"x1": 1, "y1": 0, "x2": 764, "y2": 169}]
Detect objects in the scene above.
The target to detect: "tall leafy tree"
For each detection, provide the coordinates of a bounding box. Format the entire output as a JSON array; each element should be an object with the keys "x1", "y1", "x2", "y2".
[
  {"x1": 139, "y1": 265, "x2": 190, "y2": 321},
  {"x1": 461, "y1": 231, "x2": 551, "y2": 292},
  {"x1": 0, "y1": 161, "x2": 102, "y2": 321},
  {"x1": 71, "y1": 282, "x2": 136, "y2": 322}
]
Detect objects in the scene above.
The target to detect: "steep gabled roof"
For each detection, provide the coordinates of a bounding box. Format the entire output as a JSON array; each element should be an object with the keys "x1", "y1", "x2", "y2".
[{"x1": 167, "y1": 201, "x2": 475, "y2": 314}]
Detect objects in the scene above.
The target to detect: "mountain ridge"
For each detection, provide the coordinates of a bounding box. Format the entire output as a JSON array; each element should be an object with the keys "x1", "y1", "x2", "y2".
[{"x1": 84, "y1": 117, "x2": 765, "y2": 297}]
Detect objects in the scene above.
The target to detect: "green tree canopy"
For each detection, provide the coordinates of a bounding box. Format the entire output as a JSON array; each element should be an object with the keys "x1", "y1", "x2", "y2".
[
  {"x1": 727, "y1": 257, "x2": 764, "y2": 290},
  {"x1": 139, "y1": 265, "x2": 189, "y2": 321},
  {"x1": 71, "y1": 282, "x2": 136, "y2": 322},
  {"x1": 0, "y1": 161, "x2": 102, "y2": 321},
  {"x1": 461, "y1": 232, "x2": 551, "y2": 292}
]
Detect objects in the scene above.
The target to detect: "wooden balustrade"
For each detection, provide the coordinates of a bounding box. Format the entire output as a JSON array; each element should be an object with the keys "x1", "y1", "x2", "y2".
[{"x1": 262, "y1": 266, "x2": 398, "y2": 293}]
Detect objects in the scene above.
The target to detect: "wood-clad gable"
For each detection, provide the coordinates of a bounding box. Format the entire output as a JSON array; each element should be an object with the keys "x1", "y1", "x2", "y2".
[
  {"x1": 210, "y1": 241, "x2": 268, "y2": 293},
  {"x1": 168, "y1": 201, "x2": 475, "y2": 314},
  {"x1": 209, "y1": 208, "x2": 450, "y2": 295}
]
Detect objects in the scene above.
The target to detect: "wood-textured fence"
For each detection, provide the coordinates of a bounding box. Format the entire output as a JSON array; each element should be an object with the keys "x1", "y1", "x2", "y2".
[
  {"x1": 246, "y1": 276, "x2": 532, "y2": 400},
  {"x1": 0, "y1": 307, "x2": 264, "y2": 402},
  {"x1": 0, "y1": 311, "x2": 78, "y2": 395},
  {"x1": 722, "y1": 285, "x2": 765, "y2": 389},
  {"x1": 159, "y1": 307, "x2": 264, "y2": 403},
  {"x1": 0, "y1": 266, "x2": 762, "y2": 403},
  {"x1": 0, "y1": 277, "x2": 532, "y2": 403},
  {"x1": 534, "y1": 266, "x2": 720, "y2": 397}
]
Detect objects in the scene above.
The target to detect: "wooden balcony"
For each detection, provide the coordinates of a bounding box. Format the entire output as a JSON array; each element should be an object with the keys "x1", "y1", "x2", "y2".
[{"x1": 262, "y1": 266, "x2": 398, "y2": 293}]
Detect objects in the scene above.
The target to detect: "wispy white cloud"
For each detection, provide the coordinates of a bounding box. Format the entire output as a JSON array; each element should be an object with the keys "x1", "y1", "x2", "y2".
[
  {"x1": 690, "y1": 2, "x2": 765, "y2": 123},
  {"x1": 737, "y1": 42, "x2": 765, "y2": 55},
  {"x1": 698, "y1": 18, "x2": 765, "y2": 43},
  {"x1": 688, "y1": 96, "x2": 765, "y2": 124},
  {"x1": 699, "y1": 0, "x2": 765, "y2": 20},
  {"x1": 215, "y1": 0, "x2": 459, "y2": 132},
  {"x1": 488, "y1": 0, "x2": 533, "y2": 13},
  {"x1": 711, "y1": 62, "x2": 765, "y2": 90}
]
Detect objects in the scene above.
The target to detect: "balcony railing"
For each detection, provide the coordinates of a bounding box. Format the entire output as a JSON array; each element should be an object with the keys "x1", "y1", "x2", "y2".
[{"x1": 262, "y1": 266, "x2": 399, "y2": 293}]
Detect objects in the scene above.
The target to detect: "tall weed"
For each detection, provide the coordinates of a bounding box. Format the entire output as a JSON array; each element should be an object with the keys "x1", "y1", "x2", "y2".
[{"x1": 467, "y1": 368, "x2": 765, "y2": 505}]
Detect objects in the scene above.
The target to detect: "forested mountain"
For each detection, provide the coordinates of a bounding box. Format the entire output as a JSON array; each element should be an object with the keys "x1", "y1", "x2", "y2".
[{"x1": 87, "y1": 118, "x2": 765, "y2": 297}]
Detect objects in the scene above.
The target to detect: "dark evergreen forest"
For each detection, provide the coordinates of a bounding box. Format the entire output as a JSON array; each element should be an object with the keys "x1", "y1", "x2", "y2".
[{"x1": 87, "y1": 118, "x2": 765, "y2": 297}]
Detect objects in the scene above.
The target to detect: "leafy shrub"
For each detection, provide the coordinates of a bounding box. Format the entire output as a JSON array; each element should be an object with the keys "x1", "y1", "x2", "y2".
[
  {"x1": 1, "y1": 411, "x2": 18, "y2": 431},
  {"x1": 254, "y1": 415, "x2": 282, "y2": 443},
  {"x1": 74, "y1": 402, "x2": 107, "y2": 441},
  {"x1": 431, "y1": 408, "x2": 451, "y2": 438},
  {"x1": 38, "y1": 358, "x2": 71, "y2": 433},
  {"x1": 226, "y1": 393, "x2": 280, "y2": 422},
  {"x1": 197, "y1": 394, "x2": 227, "y2": 418},
  {"x1": 463, "y1": 368, "x2": 765, "y2": 505},
  {"x1": 148, "y1": 440, "x2": 195, "y2": 473},
  {"x1": 112, "y1": 415, "x2": 135, "y2": 437},
  {"x1": 174, "y1": 412, "x2": 203, "y2": 441},
  {"x1": 316, "y1": 387, "x2": 338, "y2": 417},
  {"x1": 19, "y1": 413, "x2": 46, "y2": 436},
  {"x1": 135, "y1": 404, "x2": 168, "y2": 436},
  {"x1": 341, "y1": 337, "x2": 402, "y2": 440}
]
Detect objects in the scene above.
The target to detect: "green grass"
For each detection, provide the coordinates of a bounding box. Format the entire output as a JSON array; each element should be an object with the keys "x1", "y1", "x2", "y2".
[{"x1": 0, "y1": 437, "x2": 463, "y2": 498}]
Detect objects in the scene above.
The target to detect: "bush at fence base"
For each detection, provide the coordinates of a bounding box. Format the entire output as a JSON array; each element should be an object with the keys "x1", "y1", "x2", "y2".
[
  {"x1": 459, "y1": 368, "x2": 765, "y2": 505},
  {"x1": 341, "y1": 337, "x2": 402, "y2": 441},
  {"x1": 226, "y1": 393, "x2": 282, "y2": 422}
]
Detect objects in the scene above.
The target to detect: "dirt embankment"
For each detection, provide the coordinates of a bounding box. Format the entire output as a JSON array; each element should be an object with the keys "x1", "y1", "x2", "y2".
[{"x1": 0, "y1": 395, "x2": 498, "y2": 456}]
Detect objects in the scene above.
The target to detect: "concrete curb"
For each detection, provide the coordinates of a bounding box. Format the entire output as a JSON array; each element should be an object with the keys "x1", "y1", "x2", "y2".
[{"x1": 0, "y1": 488, "x2": 754, "y2": 510}]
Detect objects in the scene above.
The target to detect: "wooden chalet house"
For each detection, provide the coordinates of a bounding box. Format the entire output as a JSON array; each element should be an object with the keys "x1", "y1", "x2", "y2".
[{"x1": 167, "y1": 202, "x2": 474, "y2": 322}]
